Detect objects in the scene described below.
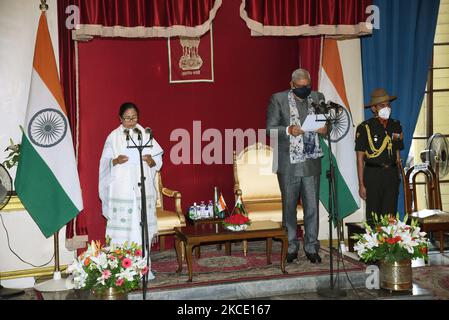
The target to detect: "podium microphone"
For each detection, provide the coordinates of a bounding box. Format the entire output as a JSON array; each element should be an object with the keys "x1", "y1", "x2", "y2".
[
  {"x1": 133, "y1": 127, "x2": 142, "y2": 140},
  {"x1": 145, "y1": 127, "x2": 153, "y2": 140},
  {"x1": 312, "y1": 100, "x2": 329, "y2": 114},
  {"x1": 328, "y1": 101, "x2": 343, "y2": 111},
  {"x1": 123, "y1": 129, "x2": 130, "y2": 141}
]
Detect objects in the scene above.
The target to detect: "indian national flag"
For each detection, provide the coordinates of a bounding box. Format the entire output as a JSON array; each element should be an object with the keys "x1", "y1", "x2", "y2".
[
  {"x1": 217, "y1": 193, "x2": 227, "y2": 213},
  {"x1": 232, "y1": 195, "x2": 247, "y2": 216},
  {"x1": 14, "y1": 12, "x2": 83, "y2": 238},
  {"x1": 318, "y1": 38, "x2": 360, "y2": 221}
]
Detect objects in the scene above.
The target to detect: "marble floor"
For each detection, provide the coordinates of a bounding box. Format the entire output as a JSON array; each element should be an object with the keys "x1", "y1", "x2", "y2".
[
  {"x1": 256, "y1": 247, "x2": 449, "y2": 300},
  {"x1": 2, "y1": 243, "x2": 449, "y2": 301}
]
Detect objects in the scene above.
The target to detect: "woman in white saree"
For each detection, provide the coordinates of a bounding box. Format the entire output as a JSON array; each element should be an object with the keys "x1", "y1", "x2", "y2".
[{"x1": 99, "y1": 102, "x2": 163, "y2": 279}]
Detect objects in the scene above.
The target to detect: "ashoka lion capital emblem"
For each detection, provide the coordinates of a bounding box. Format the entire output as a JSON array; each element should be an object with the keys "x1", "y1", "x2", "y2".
[{"x1": 178, "y1": 37, "x2": 203, "y2": 71}]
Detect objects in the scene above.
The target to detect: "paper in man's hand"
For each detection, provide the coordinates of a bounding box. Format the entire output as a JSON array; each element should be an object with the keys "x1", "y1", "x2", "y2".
[{"x1": 301, "y1": 114, "x2": 327, "y2": 132}]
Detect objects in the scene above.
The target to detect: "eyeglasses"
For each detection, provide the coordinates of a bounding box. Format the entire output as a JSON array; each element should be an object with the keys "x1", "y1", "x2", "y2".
[{"x1": 122, "y1": 116, "x2": 138, "y2": 121}]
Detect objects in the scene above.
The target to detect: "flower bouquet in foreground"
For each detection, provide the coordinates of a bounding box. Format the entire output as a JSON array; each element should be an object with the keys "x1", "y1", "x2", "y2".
[
  {"x1": 66, "y1": 238, "x2": 148, "y2": 294},
  {"x1": 352, "y1": 213, "x2": 429, "y2": 264}
]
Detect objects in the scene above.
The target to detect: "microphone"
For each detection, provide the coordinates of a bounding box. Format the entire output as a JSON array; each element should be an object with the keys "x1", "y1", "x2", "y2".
[
  {"x1": 133, "y1": 127, "x2": 142, "y2": 140},
  {"x1": 328, "y1": 101, "x2": 343, "y2": 110},
  {"x1": 312, "y1": 100, "x2": 329, "y2": 114},
  {"x1": 312, "y1": 100, "x2": 343, "y2": 114},
  {"x1": 145, "y1": 127, "x2": 153, "y2": 140},
  {"x1": 123, "y1": 129, "x2": 130, "y2": 141}
]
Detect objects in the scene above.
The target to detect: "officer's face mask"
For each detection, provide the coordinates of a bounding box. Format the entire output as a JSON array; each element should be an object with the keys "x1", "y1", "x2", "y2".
[
  {"x1": 377, "y1": 105, "x2": 391, "y2": 120},
  {"x1": 292, "y1": 86, "x2": 312, "y2": 99}
]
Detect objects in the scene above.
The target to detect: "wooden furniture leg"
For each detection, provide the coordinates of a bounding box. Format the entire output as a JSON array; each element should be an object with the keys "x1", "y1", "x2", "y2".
[
  {"x1": 195, "y1": 246, "x2": 201, "y2": 259},
  {"x1": 160, "y1": 235, "x2": 166, "y2": 251},
  {"x1": 175, "y1": 238, "x2": 183, "y2": 273},
  {"x1": 225, "y1": 241, "x2": 231, "y2": 255},
  {"x1": 185, "y1": 243, "x2": 194, "y2": 282},
  {"x1": 280, "y1": 235, "x2": 288, "y2": 274},
  {"x1": 266, "y1": 238, "x2": 272, "y2": 265}
]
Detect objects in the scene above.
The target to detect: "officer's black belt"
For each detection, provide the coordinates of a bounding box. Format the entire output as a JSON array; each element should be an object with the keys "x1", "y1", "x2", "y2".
[{"x1": 365, "y1": 162, "x2": 397, "y2": 169}]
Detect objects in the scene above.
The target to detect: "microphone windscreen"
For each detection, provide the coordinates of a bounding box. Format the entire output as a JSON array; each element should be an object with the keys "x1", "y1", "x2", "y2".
[
  {"x1": 133, "y1": 128, "x2": 142, "y2": 134},
  {"x1": 145, "y1": 127, "x2": 152, "y2": 135},
  {"x1": 124, "y1": 129, "x2": 130, "y2": 135}
]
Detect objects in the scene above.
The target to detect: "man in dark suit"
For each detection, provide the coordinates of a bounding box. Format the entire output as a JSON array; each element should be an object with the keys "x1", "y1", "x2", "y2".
[{"x1": 266, "y1": 69, "x2": 327, "y2": 264}]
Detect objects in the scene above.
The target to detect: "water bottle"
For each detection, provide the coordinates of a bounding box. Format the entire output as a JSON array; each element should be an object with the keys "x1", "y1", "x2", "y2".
[
  {"x1": 192, "y1": 202, "x2": 198, "y2": 220},
  {"x1": 207, "y1": 200, "x2": 213, "y2": 218},
  {"x1": 195, "y1": 202, "x2": 200, "y2": 219},
  {"x1": 200, "y1": 201, "x2": 206, "y2": 219}
]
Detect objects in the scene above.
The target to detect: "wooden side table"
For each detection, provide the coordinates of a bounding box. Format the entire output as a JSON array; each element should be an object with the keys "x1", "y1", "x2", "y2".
[{"x1": 174, "y1": 220, "x2": 288, "y2": 282}]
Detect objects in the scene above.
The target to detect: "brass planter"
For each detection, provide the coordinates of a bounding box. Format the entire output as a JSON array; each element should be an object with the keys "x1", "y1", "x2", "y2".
[
  {"x1": 379, "y1": 259, "x2": 412, "y2": 291},
  {"x1": 93, "y1": 287, "x2": 128, "y2": 300}
]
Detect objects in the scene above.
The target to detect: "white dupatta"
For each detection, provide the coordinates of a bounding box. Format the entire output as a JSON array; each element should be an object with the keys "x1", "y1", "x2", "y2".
[{"x1": 99, "y1": 124, "x2": 163, "y2": 248}]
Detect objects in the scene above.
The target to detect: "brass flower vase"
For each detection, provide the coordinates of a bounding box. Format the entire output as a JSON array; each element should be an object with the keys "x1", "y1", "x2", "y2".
[
  {"x1": 93, "y1": 287, "x2": 128, "y2": 300},
  {"x1": 379, "y1": 259, "x2": 413, "y2": 291}
]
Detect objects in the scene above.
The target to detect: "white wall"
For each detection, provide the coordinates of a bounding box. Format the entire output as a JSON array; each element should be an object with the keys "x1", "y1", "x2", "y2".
[
  {"x1": 0, "y1": 0, "x2": 75, "y2": 284},
  {"x1": 317, "y1": 38, "x2": 365, "y2": 243}
]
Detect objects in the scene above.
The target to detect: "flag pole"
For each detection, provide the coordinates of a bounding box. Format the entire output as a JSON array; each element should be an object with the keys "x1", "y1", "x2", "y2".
[
  {"x1": 32, "y1": 0, "x2": 72, "y2": 293},
  {"x1": 34, "y1": 230, "x2": 72, "y2": 292}
]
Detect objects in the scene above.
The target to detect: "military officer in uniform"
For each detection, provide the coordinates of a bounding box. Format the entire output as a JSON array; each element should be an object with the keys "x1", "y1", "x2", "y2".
[{"x1": 355, "y1": 88, "x2": 404, "y2": 225}]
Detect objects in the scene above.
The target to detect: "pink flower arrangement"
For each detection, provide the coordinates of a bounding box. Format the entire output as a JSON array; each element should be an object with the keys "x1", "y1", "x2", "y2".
[{"x1": 67, "y1": 239, "x2": 148, "y2": 294}]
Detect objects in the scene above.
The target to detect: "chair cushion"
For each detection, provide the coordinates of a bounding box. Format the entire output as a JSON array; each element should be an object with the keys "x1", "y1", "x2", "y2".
[
  {"x1": 246, "y1": 202, "x2": 303, "y2": 224},
  {"x1": 236, "y1": 147, "x2": 281, "y2": 201},
  {"x1": 414, "y1": 211, "x2": 449, "y2": 224},
  {"x1": 156, "y1": 209, "x2": 183, "y2": 232}
]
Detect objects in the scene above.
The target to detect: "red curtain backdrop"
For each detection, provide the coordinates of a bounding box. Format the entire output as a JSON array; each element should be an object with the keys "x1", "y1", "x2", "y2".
[
  {"x1": 68, "y1": 0, "x2": 222, "y2": 39},
  {"x1": 58, "y1": 1, "x2": 87, "y2": 243},
  {"x1": 74, "y1": 0, "x2": 300, "y2": 243},
  {"x1": 58, "y1": 0, "x2": 222, "y2": 247},
  {"x1": 241, "y1": 0, "x2": 373, "y2": 36},
  {"x1": 73, "y1": 0, "x2": 217, "y2": 27},
  {"x1": 298, "y1": 36, "x2": 322, "y2": 91}
]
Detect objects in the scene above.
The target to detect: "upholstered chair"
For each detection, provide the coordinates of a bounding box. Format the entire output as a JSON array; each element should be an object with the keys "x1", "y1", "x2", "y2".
[
  {"x1": 154, "y1": 172, "x2": 186, "y2": 250},
  {"x1": 233, "y1": 143, "x2": 304, "y2": 254}
]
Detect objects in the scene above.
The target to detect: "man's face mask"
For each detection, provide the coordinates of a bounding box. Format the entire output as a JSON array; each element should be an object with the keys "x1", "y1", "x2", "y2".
[
  {"x1": 377, "y1": 105, "x2": 391, "y2": 120},
  {"x1": 292, "y1": 86, "x2": 312, "y2": 99}
]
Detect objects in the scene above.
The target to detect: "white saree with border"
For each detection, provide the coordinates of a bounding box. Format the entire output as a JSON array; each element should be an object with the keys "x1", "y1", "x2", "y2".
[{"x1": 99, "y1": 124, "x2": 163, "y2": 274}]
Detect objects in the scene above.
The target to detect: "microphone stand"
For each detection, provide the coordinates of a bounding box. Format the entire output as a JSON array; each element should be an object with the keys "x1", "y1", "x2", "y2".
[
  {"x1": 314, "y1": 107, "x2": 347, "y2": 298},
  {"x1": 126, "y1": 129, "x2": 153, "y2": 300}
]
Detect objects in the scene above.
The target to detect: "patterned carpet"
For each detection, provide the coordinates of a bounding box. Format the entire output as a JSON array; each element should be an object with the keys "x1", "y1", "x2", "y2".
[
  {"x1": 413, "y1": 265, "x2": 449, "y2": 300},
  {"x1": 148, "y1": 240, "x2": 365, "y2": 291}
]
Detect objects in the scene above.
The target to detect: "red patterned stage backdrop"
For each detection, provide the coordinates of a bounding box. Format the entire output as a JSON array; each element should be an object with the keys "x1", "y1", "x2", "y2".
[{"x1": 168, "y1": 27, "x2": 214, "y2": 83}]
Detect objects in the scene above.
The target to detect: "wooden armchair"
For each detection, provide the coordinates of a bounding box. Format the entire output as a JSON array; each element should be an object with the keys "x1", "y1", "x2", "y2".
[
  {"x1": 403, "y1": 163, "x2": 442, "y2": 214},
  {"x1": 403, "y1": 163, "x2": 449, "y2": 253},
  {"x1": 233, "y1": 142, "x2": 304, "y2": 228},
  {"x1": 154, "y1": 172, "x2": 186, "y2": 250}
]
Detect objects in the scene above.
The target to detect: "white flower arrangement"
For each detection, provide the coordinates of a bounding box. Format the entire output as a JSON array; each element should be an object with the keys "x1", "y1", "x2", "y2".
[{"x1": 352, "y1": 214, "x2": 429, "y2": 263}]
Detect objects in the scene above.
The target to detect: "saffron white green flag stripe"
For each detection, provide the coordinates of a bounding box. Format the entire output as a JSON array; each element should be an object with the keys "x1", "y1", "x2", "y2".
[
  {"x1": 318, "y1": 39, "x2": 360, "y2": 221},
  {"x1": 15, "y1": 12, "x2": 83, "y2": 238}
]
